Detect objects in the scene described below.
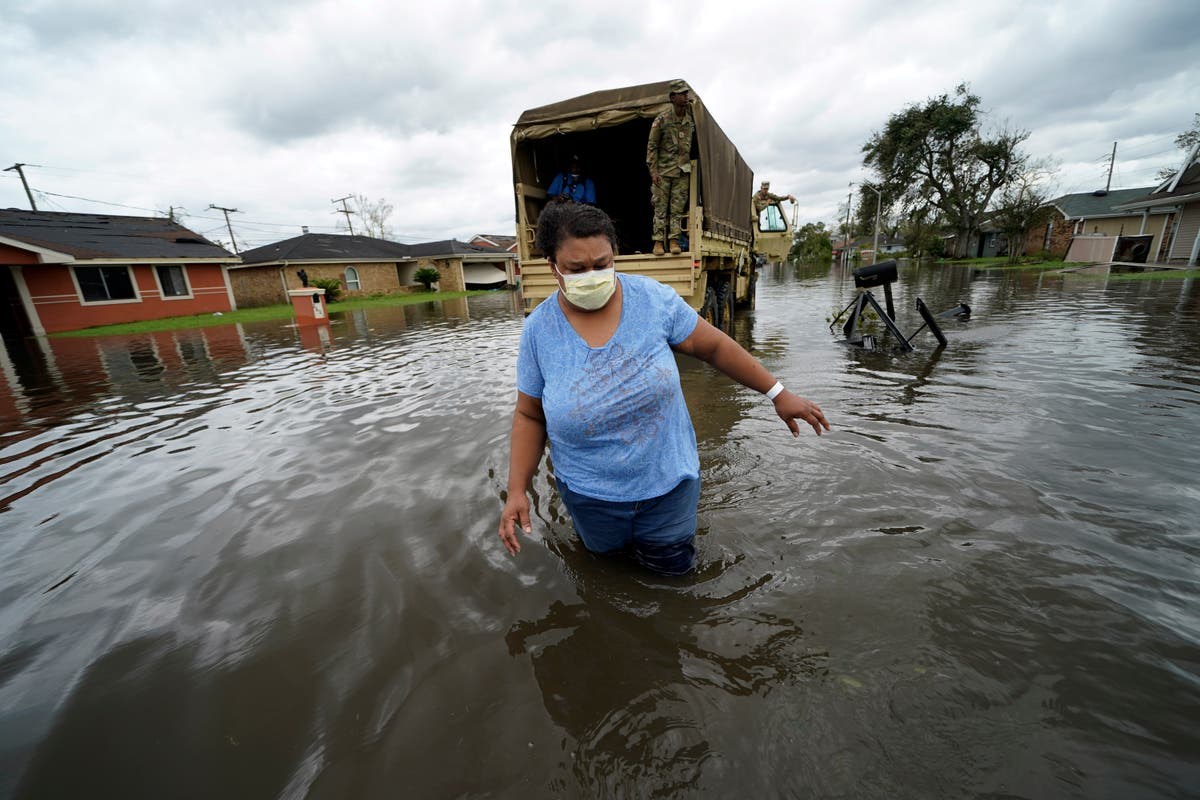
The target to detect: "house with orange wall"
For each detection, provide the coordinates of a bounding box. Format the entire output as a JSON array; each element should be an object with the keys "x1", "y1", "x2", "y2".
[{"x1": 0, "y1": 210, "x2": 238, "y2": 336}]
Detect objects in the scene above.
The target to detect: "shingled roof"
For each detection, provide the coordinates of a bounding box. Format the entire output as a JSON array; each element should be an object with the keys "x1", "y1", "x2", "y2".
[
  {"x1": 0, "y1": 209, "x2": 233, "y2": 260},
  {"x1": 1044, "y1": 187, "x2": 1162, "y2": 220},
  {"x1": 238, "y1": 233, "x2": 411, "y2": 264},
  {"x1": 404, "y1": 239, "x2": 503, "y2": 258},
  {"x1": 1114, "y1": 159, "x2": 1200, "y2": 210},
  {"x1": 238, "y1": 234, "x2": 510, "y2": 265}
]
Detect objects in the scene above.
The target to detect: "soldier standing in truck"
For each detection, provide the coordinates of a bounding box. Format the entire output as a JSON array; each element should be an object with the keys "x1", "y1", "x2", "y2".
[{"x1": 646, "y1": 80, "x2": 695, "y2": 256}]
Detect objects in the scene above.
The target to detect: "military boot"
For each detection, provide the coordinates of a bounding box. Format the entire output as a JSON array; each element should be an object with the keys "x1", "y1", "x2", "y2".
[
  {"x1": 669, "y1": 239, "x2": 682, "y2": 255},
  {"x1": 652, "y1": 241, "x2": 665, "y2": 256}
]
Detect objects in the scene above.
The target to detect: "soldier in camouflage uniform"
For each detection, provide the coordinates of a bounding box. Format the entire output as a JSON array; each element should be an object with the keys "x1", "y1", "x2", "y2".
[
  {"x1": 646, "y1": 80, "x2": 695, "y2": 255},
  {"x1": 752, "y1": 180, "x2": 796, "y2": 221}
]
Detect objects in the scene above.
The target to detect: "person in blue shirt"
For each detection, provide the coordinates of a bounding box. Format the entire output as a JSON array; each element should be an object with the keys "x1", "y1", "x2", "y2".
[
  {"x1": 547, "y1": 155, "x2": 597, "y2": 205},
  {"x1": 498, "y1": 203, "x2": 829, "y2": 575}
]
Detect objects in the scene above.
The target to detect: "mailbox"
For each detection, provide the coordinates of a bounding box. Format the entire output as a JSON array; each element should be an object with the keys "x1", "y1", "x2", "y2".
[{"x1": 288, "y1": 287, "x2": 329, "y2": 326}]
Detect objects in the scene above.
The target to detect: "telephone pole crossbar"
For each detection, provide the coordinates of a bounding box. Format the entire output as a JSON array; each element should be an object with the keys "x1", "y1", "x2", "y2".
[
  {"x1": 331, "y1": 195, "x2": 356, "y2": 236},
  {"x1": 4, "y1": 163, "x2": 38, "y2": 211},
  {"x1": 208, "y1": 204, "x2": 241, "y2": 253}
]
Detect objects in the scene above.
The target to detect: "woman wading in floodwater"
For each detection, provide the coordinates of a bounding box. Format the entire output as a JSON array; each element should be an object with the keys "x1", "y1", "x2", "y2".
[{"x1": 498, "y1": 203, "x2": 829, "y2": 575}]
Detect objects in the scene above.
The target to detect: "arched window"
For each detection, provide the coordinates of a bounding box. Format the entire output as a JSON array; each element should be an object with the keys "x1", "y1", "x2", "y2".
[{"x1": 345, "y1": 266, "x2": 361, "y2": 290}]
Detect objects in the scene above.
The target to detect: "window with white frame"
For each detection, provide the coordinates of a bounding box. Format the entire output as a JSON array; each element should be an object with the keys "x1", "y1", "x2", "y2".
[
  {"x1": 345, "y1": 266, "x2": 361, "y2": 290},
  {"x1": 155, "y1": 265, "x2": 191, "y2": 298},
  {"x1": 75, "y1": 265, "x2": 137, "y2": 302}
]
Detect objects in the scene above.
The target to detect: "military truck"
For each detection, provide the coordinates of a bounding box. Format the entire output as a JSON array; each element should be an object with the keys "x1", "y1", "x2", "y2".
[{"x1": 511, "y1": 79, "x2": 760, "y2": 329}]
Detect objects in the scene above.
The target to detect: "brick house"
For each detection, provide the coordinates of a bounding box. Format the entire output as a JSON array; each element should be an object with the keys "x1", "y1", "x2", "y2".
[
  {"x1": 233, "y1": 234, "x2": 412, "y2": 307},
  {"x1": 1024, "y1": 187, "x2": 1175, "y2": 260},
  {"x1": 403, "y1": 239, "x2": 516, "y2": 290},
  {"x1": 0, "y1": 210, "x2": 237, "y2": 336},
  {"x1": 233, "y1": 234, "x2": 517, "y2": 307}
]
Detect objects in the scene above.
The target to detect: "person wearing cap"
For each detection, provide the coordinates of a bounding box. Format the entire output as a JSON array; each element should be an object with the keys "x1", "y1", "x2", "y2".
[
  {"x1": 752, "y1": 180, "x2": 796, "y2": 219},
  {"x1": 547, "y1": 155, "x2": 597, "y2": 205},
  {"x1": 646, "y1": 80, "x2": 695, "y2": 256}
]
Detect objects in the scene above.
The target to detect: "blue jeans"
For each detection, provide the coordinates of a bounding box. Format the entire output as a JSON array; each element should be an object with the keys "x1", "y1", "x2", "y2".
[{"x1": 555, "y1": 476, "x2": 700, "y2": 576}]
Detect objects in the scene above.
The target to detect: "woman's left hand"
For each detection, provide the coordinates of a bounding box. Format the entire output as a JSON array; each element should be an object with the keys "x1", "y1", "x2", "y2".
[{"x1": 773, "y1": 390, "x2": 831, "y2": 437}]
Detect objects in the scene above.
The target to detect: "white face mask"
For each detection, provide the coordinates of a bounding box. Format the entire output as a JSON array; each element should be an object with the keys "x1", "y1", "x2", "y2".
[{"x1": 555, "y1": 266, "x2": 616, "y2": 310}]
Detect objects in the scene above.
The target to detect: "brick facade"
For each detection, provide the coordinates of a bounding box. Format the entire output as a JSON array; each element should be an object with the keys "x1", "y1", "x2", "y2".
[
  {"x1": 1025, "y1": 210, "x2": 1074, "y2": 258},
  {"x1": 229, "y1": 262, "x2": 407, "y2": 307}
]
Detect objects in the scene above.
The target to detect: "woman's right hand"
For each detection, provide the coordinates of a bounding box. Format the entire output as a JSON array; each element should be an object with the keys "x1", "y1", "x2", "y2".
[{"x1": 498, "y1": 492, "x2": 532, "y2": 555}]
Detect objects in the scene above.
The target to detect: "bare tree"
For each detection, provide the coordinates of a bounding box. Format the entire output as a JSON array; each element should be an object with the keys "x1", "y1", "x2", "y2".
[{"x1": 342, "y1": 194, "x2": 395, "y2": 239}]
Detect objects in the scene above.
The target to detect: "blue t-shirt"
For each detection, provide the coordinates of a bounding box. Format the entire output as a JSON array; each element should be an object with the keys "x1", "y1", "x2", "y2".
[
  {"x1": 547, "y1": 172, "x2": 597, "y2": 205},
  {"x1": 516, "y1": 273, "x2": 700, "y2": 502}
]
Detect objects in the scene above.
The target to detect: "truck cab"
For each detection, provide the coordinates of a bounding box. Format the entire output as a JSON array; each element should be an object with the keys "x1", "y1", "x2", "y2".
[{"x1": 753, "y1": 199, "x2": 796, "y2": 266}]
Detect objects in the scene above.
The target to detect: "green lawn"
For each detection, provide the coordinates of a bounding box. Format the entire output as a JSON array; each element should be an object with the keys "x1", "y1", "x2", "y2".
[
  {"x1": 1104, "y1": 268, "x2": 1200, "y2": 281},
  {"x1": 51, "y1": 289, "x2": 498, "y2": 338},
  {"x1": 938, "y1": 256, "x2": 1084, "y2": 271}
]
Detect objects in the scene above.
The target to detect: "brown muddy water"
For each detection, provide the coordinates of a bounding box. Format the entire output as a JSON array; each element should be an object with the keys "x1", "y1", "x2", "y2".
[{"x1": 1, "y1": 264, "x2": 1198, "y2": 798}]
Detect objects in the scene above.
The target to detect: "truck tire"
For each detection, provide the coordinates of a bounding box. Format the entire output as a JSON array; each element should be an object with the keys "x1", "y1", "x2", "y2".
[
  {"x1": 700, "y1": 286, "x2": 719, "y2": 326},
  {"x1": 717, "y1": 281, "x2": 734, "y2": 332}
]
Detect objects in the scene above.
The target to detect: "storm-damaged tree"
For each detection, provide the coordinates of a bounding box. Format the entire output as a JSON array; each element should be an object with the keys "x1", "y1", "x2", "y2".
[
  {"x1": 862, "y1": 84, "x2": 1029, "y2": 259},
  {"x1": 789, "y1": 221, "x2": 833, "y2": 262},
  {"x1": 346, "y1": 194, "x2": 395, "y2": 240},
  {"x1": 1156, "y1": 113, "x2": 1200, "y2": 181}
]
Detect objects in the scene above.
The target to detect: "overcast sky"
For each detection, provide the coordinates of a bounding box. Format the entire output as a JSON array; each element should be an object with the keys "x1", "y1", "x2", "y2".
[{"x1": 2, "y1": 0, "x2": 1198, "y2": 250}]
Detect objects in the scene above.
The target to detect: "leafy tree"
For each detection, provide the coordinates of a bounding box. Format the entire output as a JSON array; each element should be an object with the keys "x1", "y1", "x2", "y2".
[
  {"x1": 789, "y1": 221, "x2": 833, "y2": 262},
  {"x1": 1156, "y1": 112, "x2": 1200, "y2": 181},
  {"x1": 862, "y1": 83, "x2": 1029, "y2": 258},
  {"x1": 414, "y1": 266, "x2": 440, "y2": 291}
]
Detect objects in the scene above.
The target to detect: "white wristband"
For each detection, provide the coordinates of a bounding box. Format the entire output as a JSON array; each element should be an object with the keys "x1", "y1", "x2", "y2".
[{"x1": 764, "y1": 381, "x2": 784, "y2": 401}]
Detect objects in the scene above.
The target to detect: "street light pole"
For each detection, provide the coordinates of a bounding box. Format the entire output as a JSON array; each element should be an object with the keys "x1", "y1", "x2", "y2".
[
  {"x1": 862, "y1": 184, "x2": 882, "y2": 263},
  {"x1": 844, "y1": 182, "x2": 853, "y2": 268}
]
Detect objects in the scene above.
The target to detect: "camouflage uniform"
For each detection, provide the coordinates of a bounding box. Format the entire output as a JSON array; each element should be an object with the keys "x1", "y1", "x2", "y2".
[
  {"x1": 646, "y1": 103, "x2": 695, "y2": 244},
  {"x1": 752, "y1": 189, "x2": 788, "y2": 217}
]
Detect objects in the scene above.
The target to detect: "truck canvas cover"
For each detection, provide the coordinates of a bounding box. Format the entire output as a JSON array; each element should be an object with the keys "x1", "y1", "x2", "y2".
[{"x1": 512, "y1": 79, "x2": 753, "y2": 242}]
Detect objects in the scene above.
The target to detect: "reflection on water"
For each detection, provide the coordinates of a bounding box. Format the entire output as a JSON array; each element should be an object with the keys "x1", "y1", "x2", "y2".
[{"x1": 1, "y1": 272, "x2": 1199, "y2": 798}]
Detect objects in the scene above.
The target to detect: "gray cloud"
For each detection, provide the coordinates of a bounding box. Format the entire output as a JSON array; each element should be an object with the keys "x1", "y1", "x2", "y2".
[{"x1": 1, "y1": 0, "x2": 1197, "y2": 236}]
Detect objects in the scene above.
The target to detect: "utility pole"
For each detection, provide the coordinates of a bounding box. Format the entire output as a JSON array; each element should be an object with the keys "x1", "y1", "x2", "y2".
[
  {"x1": 332, "y1": 195, "x2": 356, "y2": 235},
  {"x1": 1105, "y1": 141, "x2": 1117, "y2": 192},
  {"x1": 4, "y1": 163, "x2": 38, "y2": 210},
  {"x1": 208, "y1": 204, "x2": 241, "y2": 253}
]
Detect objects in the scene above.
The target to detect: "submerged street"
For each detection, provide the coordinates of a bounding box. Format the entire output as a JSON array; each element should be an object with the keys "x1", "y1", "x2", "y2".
[{"x1": 1, "y1": 262, "x2": 1198, "y2": 798}]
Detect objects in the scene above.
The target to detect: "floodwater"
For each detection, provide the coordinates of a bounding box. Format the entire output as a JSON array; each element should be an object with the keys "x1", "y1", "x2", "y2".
[{"x1": 1, "y1": 264, "x2": 1198, "y2": 799}]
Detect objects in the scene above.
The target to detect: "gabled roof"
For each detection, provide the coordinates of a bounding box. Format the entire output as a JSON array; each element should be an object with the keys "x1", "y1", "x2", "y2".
[
  {"x1": 470, "y1": 233, "x2": 517, "y2": 251},
  {"x1": 1044, "y1": 187, "x2": 1162, "y2": 220},
  {"x1": 405, "y1": 239, "x2": 504, "y2": 258},
  {"x1": 0, "y1": 209, "x2": 233, "y2": 260},
  {"x1": 1113, "y1": 158, "x2": 1200, "y2": 211},
  {"x1": 237, "y1": 233, "x2": 515, "y2": 266},
  {"x1": 239, "y1": 233, "x2": 410, "y2": 264}
]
